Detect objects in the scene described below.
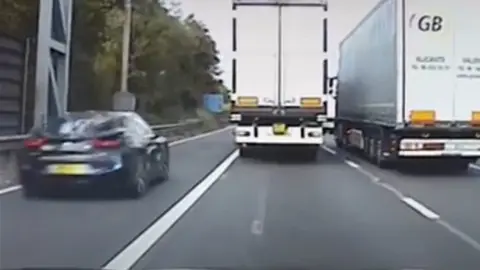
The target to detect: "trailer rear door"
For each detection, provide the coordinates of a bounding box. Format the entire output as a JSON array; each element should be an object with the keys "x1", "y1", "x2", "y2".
[
  {"x1": 451, "y1": 0, "x2": 480, "y2": 124},
  {"x1": 234, "y1": 5, "x2": 279, "y2": 107},
  {"x1": 403, "y1": 0, "x2": 455, "y2": 124},
  {"x1": 403, "y1": 0, "x2": 480, "y2": 125},
  {"x1": 280, "y1": 6, "x2": 327, "y2": 108}
]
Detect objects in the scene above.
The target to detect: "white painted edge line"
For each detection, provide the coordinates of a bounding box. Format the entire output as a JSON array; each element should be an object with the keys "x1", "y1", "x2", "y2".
[
  {"x1": 0, "y1": 126, "x2": 234, "y2": 196},
  {"x1": 169, "y1": 125, "x2": 233, "y2": 146},
  {"x1": 103, "y1": 150, "x2": 239, "y2": 270},
  {"x1": 437, "y1": 220, "x2": 480, "y2": 252},
  {"x1": 0, "y1": 185, "x2": 22, "y2": 195},
  {"x1": 401, "y1": 197, "x2": 440, "y2": 220}
]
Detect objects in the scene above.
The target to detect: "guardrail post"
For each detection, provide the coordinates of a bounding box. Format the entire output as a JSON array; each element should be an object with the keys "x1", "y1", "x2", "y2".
[{"x1": 33, "y1": 0, "x2": 73, "y2": 126}]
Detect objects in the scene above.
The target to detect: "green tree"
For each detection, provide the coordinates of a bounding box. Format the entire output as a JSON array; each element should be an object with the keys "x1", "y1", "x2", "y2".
[{"x1": 1, "y1": 0, "x2": 223, "y2": 122}]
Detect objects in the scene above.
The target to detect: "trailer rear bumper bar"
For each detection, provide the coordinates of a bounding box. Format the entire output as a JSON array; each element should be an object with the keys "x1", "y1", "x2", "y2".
[
  {"x1": 233, "y1": 125, "x2": 324, "y2": 144},
  {"x1": 398, "y1": 138, "x2": 480, "y2": 157}
]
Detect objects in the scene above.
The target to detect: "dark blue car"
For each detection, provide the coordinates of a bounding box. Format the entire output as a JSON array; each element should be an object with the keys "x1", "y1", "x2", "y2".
[{"x1": 18, "y1": 111, "x2": 170, "y2": 199}]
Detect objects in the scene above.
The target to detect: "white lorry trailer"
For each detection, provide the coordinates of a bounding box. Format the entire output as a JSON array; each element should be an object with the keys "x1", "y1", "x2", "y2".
[
  {"x1": 229, "y1": 0, "x2": 330, "y2": 159},
  {"x1": 335, "y1": 0, "x2": 480, "y2": 170}
]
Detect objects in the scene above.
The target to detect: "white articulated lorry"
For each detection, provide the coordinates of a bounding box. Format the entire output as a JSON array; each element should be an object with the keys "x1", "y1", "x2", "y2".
[
  {"x1": 229, "y1": 0, "x2": 330, "y2": 159},
  {"x1": 335, "y1": 0, "x2": 480, "y2": 170}
]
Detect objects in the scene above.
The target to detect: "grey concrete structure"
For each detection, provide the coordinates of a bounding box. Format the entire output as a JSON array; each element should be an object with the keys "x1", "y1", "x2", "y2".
[{"x1": 34, "y1": 0, "x2": 73, "y2": 126}]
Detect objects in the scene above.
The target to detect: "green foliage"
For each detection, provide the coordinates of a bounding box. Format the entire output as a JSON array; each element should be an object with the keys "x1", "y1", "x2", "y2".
[{"x1": 1, "y1": 0, "x2": 223, "y2": 121}]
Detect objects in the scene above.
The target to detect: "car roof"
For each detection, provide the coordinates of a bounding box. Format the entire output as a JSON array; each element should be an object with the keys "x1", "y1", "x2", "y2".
[{"x1": 64, "y1": 110, "x2": 137, "y2": 120}]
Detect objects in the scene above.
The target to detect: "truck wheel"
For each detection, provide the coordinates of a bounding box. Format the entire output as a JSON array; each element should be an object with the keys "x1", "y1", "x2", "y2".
[
  {"x1": 334, "y1": 137, "x2": 343, "y2": 148},
  {"x1": 304, "y1": 147, "x2": 318, "y2": 161},
  {"x1": 22, "y1": 185, "x2": 42, "y2": 200},
  {"x1": 375, "y1": 139, "x2": 392, "y2": 169},
  {"x1": 239, "y1": 147, "x2": 252, "y2": 158},
  {"x1": 447, "y1": 160, "x2": 470, "y2": 173}
]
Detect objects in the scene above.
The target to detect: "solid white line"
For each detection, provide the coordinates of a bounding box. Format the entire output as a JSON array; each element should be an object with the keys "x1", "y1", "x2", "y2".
[
  {"x1": 0, "y1": 185, "x2": 22, "y2": 195},
  {"x1": 0, "y1": 126, "x2": 234, "y2": 196},
  {"x1": 437, "y1": 220, "x2": 480, "y2": 252},
  {"x1": 401, "y1": 197, "x2": 440, "y2": 220},
  {"x1": 169, "y1": 125, "x2": 233, "y2": 146},
  {"x1": 320, "y1": 145, "x2": 337, "y2": 155},
  {"x1": 103, "y1": 150, "x2": 239, "y2": 270}
]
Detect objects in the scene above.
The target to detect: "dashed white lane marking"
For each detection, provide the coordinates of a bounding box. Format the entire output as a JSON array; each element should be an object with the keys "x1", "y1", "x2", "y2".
[
  {"x1": 469, "y1": 163, "x2": 480, "y2": 171},
  {"x1": 0, "y1": 126, "x2": 234, "y2": 196},
  {"x1": 251, "y1": 178, "x2": 269, "y2": 236},
  {"x1": 103, "y1": 150, "x2": 239, "y2": 270},
  {"x1": 321, "y1": 144, "x2": 480, "y2": 253},
  {"x1": 345, "y1": 160, "x2": 360, "y2": 169},
  {"x1": 377, "y1": 182, "x2": 404, "y2": 199},
  {"x1": 401, "y1": 197, "x2": 440, "y2": 220},
  {"x1": 320, "y1": 145, "x2": 337, "y2": 155}
]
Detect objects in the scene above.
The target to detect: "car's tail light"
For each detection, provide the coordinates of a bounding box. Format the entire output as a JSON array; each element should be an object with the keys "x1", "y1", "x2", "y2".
[
  {"x1": 93, "y1": 139, "x2": 121, "y2": 149},
  {"x1": 24, "y1": 138, "x2": 47, "y2": 150}
]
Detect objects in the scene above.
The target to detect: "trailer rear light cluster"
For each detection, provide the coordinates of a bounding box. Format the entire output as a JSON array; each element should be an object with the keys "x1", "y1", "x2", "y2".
[
  {"x1": 300, "y1": 97, "x2": 322, "y2": 108},
  {"x1": 234, "y1": 130, "x2": 249, "y2": 136},
  {"x1": 230, "y1": 113, "x2": 242, "y2": 121},
  {"x1": 409, "y1": 110, "x2": 436, "y2": 125},
  {"x1": 471, "y1": 111, "x2": 480, "y2": 126},
  {"x1": 316, "y1": 114, "x2": 326, "y2": 122},
  {"x1": 308, "y1": 131, "x2": 322, "y2": 137},
  {"x1": 400, "y1": 142, "x2": 445, "y2": 151},
  {"x1": 236, "y1": 96, "x2": 258, "y2": 107}
]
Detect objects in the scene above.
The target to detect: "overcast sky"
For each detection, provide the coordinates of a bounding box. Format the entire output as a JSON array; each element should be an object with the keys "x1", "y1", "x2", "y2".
[{"x1": 174, "y1": 0, "x2": 380, "y2": 89}]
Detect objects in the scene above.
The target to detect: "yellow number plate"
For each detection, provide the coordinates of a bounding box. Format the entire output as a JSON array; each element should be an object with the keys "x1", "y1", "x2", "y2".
[
  {"x1": 272, "y1": 123, "x2": 287, "y2": 135},
  {"x1": 50, "y1": 164, "x2": 88, "y2": 175}
]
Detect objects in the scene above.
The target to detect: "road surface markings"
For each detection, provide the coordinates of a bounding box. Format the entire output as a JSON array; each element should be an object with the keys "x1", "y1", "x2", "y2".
[
  {"x1": 169, "y1": 125, "x2": 233, "y2": 146},
  {"x1": 377, "y1": 182, "x2": 404, "y2": 199},
  {"x1": 324, "y1": 143, "x2": 480, "y2": 253},
  {"x1": 437, "y1": 220, "x2": 480, "y2": 252},
  {"x1": 401, "y1": 197, "x2": 440, "y2": 220},
  {"x1": 0, "y1": 185, "x2": 22, "y2": 195},
  {"x1": 251, "y1": 178, "x2": 269, "y2": 236},
  {"x1": 345, "y1": 160, "x2": 360, "y2": 169},
  {"x1": 469, "y1": 163, "x2": 480, "y2": 171},
  {"x1": 102, "y1": 150, "x2": 239, "y2": 270},
  {"x1": 0, "y1": 126, "x2": 234, "y2": 196},
  {"x1": 320, "y1": 145, "x2": 337, "y2": 155}
]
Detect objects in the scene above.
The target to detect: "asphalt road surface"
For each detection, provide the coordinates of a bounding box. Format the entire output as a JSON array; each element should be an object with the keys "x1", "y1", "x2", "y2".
[{"x1": 1, "y1": 130, "x2": 480, "y2": 270}]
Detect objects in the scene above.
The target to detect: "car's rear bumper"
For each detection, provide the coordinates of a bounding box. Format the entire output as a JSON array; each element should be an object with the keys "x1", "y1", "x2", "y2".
[{"x1": 19, "y1": 167, "x2": 128, "y2": 193}]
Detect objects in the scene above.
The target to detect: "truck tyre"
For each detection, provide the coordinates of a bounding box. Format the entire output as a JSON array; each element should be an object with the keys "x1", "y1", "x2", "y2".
[
  {"x1": 334, "y1": 137, "x2": 343, "y2": 148},
  {"x1": 375, "y1": 139, "x2": 392, "y2": 169},
  {"x1": 239, "y1": 147, "x2": 252, "y2": 158},
  {"x1": 304, "y1": 147, "x2": 318, "y2": 161},
  {"x1": 447, "y1": 160, "x2": 470, "y2": 173}
]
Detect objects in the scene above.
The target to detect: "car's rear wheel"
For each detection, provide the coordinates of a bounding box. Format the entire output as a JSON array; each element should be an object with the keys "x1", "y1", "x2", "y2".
[
  {"x1": 126, "y1": 155, "x2": 148, "y2": 199},
  {"x1": 22, "y1": 184, "x2": 43, "y2": 199}
]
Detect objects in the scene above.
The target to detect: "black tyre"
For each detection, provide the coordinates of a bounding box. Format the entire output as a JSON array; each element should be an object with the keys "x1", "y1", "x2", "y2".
[
  {"x1": 239, "y1": 147, "x2": 252, "y2": 158},
  {"x1": 22, "y1": 185, "x2": 41, "y2": 199},
  {"x1": 374, "y1": 139, "x2": 392, "y2": 169},
  {"x1": 126, "y1": 155, "x2": 148, "y2": 199},
  {"x1": 153, "y1": 146, "x2": 170, "y2": 183},
  {"x1": 305, "y1": 147, "x2": 318, "y2": 161},
  {"x1": 159, "y1": 148, "x2": 170, "y2": 181}
]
